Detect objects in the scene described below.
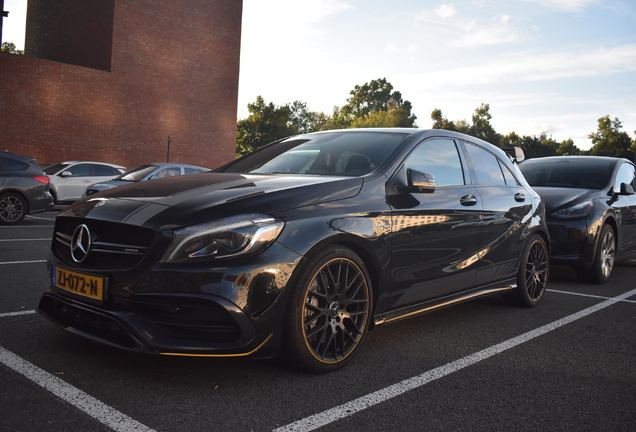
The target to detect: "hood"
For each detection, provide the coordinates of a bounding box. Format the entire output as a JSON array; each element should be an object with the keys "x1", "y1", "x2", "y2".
[
  {"x1": 60, "y1": 172, "x2": 363, "y2": 229},
  {"x1": 88, "y1": 180, "x2": 130, "y2": 191},
  {"x1": 532, "y1": 186, "x2": 606, "y2": 212}
]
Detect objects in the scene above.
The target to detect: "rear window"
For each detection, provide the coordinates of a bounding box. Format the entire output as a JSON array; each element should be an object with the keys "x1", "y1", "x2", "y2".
[{"x1": 520, "y1": 158, "x2": 615, "y2": 189}]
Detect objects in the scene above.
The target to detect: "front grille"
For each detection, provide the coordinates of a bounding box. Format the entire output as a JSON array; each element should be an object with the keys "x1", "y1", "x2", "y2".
[
  {"x1": 130, "y1": 295, "x2": 241, "y2": 343},
  {"x1": 53, "y1": 217, "x2": 155, "y2": 271}
]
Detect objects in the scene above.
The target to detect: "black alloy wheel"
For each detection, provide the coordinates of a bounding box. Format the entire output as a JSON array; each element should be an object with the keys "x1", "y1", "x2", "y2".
[
  {"x1": 283, "y1": 245, "x2": 372, "y2": 373},
  {"x1": 0, "y1": 192, "x2": 27, "y2": 225},
  {"x1": 504, "y1": 234, "x2": 548, "y2": 307}
]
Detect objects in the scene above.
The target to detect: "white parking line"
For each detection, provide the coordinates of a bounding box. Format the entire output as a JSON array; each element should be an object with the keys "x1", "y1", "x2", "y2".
[
  {"x1": 0, "y1": 238, "x2": 50, "y2": 242},
  {"x1": 0, "y1": 310, "x2": 35, "y2": 318},
  {"x1": 274, "y1": 287, "x2": 636, "y2": 432},
  {"x1": 25, "y1": 215, "x2": 57, "y2": 221},
  {"x1": 0, "y1": 260, "x2": 46, "y2": 265},
  {"x1": 0, "y1": 347, "x2": 156, "y2": 432},
  {"x1": 0, "y1": 226, "x2": 54, "y2": 228},
  {"x1": 549, "y1": 288, "x2": 636, "y2": 303}
]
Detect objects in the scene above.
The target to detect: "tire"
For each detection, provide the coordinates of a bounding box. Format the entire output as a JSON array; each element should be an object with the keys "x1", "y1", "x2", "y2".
[
  {"x1": 282, "y1": 245, "x2": 372, "y2": 373},
  {"x1": 0, "y1": 192, "x2": 27, "y2": 225},
  {"x1": 504, "y1": 234, "x2": 548, "y2": 307},
  {"x1": 580, "y1": 224, "x2": 615, "y2": 284}
]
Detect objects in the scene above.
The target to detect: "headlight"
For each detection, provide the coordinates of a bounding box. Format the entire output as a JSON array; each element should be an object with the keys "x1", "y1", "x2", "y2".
[
  {"x1": 160, "y1": 214, "x2": 285, "y2": 263},
  {"x1": 551, "y1": 201, "x2": 594, "y2": 218}
]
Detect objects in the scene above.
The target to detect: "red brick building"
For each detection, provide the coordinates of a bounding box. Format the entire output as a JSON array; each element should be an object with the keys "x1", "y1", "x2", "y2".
[{"x1": 0, "y1": 0, "x2": 242, "y2": 169}]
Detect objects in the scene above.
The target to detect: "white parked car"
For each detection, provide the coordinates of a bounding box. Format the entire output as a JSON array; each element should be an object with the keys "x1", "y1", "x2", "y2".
[{"x1": 43, "y1": 161, "x2": 126, "y2": 203}]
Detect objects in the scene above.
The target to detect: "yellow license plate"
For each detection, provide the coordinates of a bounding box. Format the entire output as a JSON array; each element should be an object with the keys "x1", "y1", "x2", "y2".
[{"x1": 52, "y1": 266, "x2": 105, "y2": 300}]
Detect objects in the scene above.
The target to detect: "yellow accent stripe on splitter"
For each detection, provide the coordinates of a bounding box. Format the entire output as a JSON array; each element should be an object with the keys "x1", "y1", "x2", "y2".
[{"x1": 159, "y1": 334, "x2": 272, "y2": 358}]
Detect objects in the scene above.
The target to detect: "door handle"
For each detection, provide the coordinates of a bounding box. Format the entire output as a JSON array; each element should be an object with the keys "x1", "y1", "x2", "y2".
[
  {"x1": 514, "y1": 193, "x2": 525, "y2": 202},
  {"x1": 460, "y1": 195, "x2": 478, "y2": 206}
]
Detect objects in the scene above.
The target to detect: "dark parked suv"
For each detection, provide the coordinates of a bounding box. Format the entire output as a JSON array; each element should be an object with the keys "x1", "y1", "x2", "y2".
[{"x1": 0, "y1": 151, "x2": 54, "y2": 224}]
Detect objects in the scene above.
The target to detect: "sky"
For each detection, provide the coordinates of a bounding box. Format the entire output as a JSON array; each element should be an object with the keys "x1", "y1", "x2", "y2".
[{"x1": 3, "y1": 0, "x2": 635, "y2": 150}]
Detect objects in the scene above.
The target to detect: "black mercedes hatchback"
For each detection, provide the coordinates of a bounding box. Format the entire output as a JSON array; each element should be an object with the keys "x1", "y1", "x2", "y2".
[{"x1": 39, "y1": 129, "x2": 549, "y2": 373}]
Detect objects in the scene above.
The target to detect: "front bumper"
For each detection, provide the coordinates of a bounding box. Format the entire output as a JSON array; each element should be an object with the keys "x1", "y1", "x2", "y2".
[{"x1": 38, "y1": 290, "x2": 264, "y2": 355}]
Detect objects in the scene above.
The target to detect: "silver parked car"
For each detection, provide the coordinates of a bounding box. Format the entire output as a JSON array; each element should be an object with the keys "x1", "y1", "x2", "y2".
[
  {"x1": 83, "y1": 163, "x2": 210, "y2": 197},
  {"x1": 43, "y1": 161, "x2": 127, "y2": 203}
]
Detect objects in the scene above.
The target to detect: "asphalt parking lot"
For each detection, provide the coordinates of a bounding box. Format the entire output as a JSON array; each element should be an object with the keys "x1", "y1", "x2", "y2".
[{"x1": 1, "y1": 209, "x2": 635, "y2": 432}]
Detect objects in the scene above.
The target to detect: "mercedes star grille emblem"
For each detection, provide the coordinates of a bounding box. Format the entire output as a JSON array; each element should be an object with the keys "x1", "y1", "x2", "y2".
[{"x1": 71, "y1": 224, "x2": 92, "y2": 263}]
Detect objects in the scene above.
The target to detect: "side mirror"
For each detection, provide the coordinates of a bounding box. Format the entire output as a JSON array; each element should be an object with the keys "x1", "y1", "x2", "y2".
[
  {"x1": 503, "y1": 147, "x2": 525, "y2": 163},
  {"x1": 60, "y1": 171, "x2": 72, "y2": 177},
  {"x1": 620, "y1": 182, "x2": 635, "y2": 195},
  {"x1": 398, "y1": 169, "x2": 435, "y2": 194}
]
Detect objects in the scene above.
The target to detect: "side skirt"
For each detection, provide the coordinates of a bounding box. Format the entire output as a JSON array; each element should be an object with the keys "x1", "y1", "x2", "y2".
[{"x1": 374, "y1": 280, "x2": 516, "y2": 326}]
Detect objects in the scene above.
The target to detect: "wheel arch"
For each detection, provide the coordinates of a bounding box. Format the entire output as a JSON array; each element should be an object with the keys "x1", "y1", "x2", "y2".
[{"x1": 291, "y1": 233, "x2": 385, "y2": 324}]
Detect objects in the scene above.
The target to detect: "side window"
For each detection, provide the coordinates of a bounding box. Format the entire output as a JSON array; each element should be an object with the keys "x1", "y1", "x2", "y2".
[
  {"x1": 184, "y1": 168, "x2": 205, "y2": 174},
  {"x1": 93, "y1": 165, "x2": 119, "y2": 176},
  {"x1": 403, "y1": 139, "x2": 464, "y2": 187},
  {"x1": 499, "y1": 161, "x2": 519, "y2": 186},
  {"x1": 464, "y1": 143, "x2": 505, "y2": 186},
  {"x1": 64, "y1": 164, "x2": 91, "y2": 177},
  {"x1": 0, "y1": 157, "x2": 28, "y2": 172},
  {"x1": 154, "y1": 168, "x2": 180, "y2": 178},
  {"x1": 613, "y1": 163, "x2": 636, "y2": 191}
]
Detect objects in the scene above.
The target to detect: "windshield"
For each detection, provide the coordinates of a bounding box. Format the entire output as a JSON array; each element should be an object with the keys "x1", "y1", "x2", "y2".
[
  {"x1": 217, "y1": 131, "x2": 407, "y2": 176},
  {"x1": 520, "y1": 158, "x2": 615, "y2": 190},
  {"x1": 43, "y1": 162, "x2": 71, "y2": 175},
  {"x1": 117, "y1": 165, "x2": 160, "y2": 182}
]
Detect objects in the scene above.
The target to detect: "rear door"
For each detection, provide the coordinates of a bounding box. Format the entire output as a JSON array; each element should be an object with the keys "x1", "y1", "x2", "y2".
[{"x1": 461, "y1": 141, "x2": 533, "y2": 286}]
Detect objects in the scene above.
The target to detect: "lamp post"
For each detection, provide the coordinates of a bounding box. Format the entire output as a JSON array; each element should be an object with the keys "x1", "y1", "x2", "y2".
[
  {"x1": 1, "y1": 1, "x2": 9, "y2": 42},
  {"x1": 167, "y1": 136, "x2": 171, "y2": 163}
]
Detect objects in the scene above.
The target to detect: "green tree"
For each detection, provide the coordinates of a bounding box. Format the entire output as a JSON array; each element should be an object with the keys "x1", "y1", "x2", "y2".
[
  {"x1": 288, "y1": 101, "x2": 329, "y2": 134},
  {"x1": 1, "y1": 42, "x2": 24, "y2": 55},
  {"x1": 236, "y1": 96, "x2": 296, "y2": 155},
  {"x1": 556, "y1": 139, "x2": 581, "y2": 155},
  {"x1": 333, "y1": 78, "x2": 417, "y2": 128},
  {"x1": 516, "y1": 133, "x2": 559, "y2": 159},
  {"x1": 470, "y1": 103, "x2": 500, "y2": 146},
  {"x1": 588, "y1": 116, "x2": 633, "y2": 159}
]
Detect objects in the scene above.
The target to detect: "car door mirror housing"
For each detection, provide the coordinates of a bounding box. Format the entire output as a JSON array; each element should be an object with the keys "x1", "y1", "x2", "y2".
[
  {"x1": 620, "y1": 182, "x2": 635, "y2": 195},
  {"x1": 398, "y1": 168, "x2": 435, "y2": 194},
  {"x1": 60, "y1": 171, "x2": 72, "y2": 177}
]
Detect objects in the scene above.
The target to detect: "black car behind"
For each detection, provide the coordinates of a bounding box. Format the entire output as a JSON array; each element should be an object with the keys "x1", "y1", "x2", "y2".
[
  {"x1": 0, "y1": 151, "x2": 54, "y2": 224},
  {"x1": 38, "y1": 129, "x2": 549, "y2": 373},
  {"x1": 520, "y1": 155, "x2": 636, "y2": 283}
]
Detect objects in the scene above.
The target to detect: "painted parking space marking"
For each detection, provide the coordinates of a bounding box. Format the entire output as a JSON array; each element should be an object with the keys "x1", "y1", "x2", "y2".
[
  {"x1": 0, "y1": 346, "x2": 156, "y2": 432},
  {"x1": 0, "y1": 310, "x2": 36, "y2": 318},
  {"x1": 274, "y1": 288, "x2": 636, "y2": 432},
  {"x1": 0, "y1": 260, "x2": 46, "y2": 265},
  {"x1": 549, "y1": 288, "x2": 636, "y2": 303},
  {"x1": 0, "y1": 238, "x2": 50, "y2": 242}
]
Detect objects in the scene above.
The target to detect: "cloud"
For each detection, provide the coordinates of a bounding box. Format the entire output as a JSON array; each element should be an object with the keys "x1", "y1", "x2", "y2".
[
  {"x1": 434, "y1": 4, "x2": 458, "y2": 18},
  {"x1": 242, "y1": 0, "x2": 353, "y2": 38},
  {"x1": 386, "y1": 43, "x2": 399, "y2": 53},
  {"x1": 450, "y1": 18, "x2": 519, "y2": 47},
  {"x1": 520, "y1": 0, "x2": 600, "y2": 13},
  {"x1": 414, "y1": 44, "x2": 636, "y2": 86}
]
